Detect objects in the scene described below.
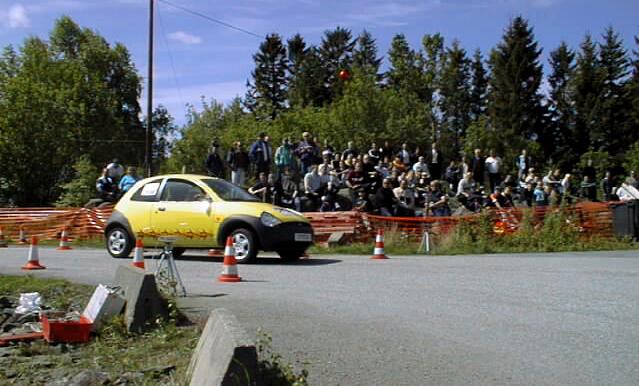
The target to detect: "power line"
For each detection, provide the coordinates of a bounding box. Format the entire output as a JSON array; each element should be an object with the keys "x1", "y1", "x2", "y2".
[
  {"x1": 156, "y1": 2, "x2": 186, "y2": 116},
  {"x1": 157, "y1": 0, "x2": 263, "y2": 39}
]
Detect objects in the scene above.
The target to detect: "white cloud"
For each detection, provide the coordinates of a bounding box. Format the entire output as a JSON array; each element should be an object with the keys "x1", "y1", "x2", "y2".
[
  {"x1": 5, "y1": 4, "x2": 30, "y2": 28},
  {"x1": 168, "y1": 31, "x2": 202, "y2": 45}
]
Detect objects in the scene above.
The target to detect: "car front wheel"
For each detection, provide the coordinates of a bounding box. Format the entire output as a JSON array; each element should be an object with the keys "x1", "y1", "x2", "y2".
[
  {"x1": 230, "y1": 228, "x2": 257, "y2": 264},
  {"x1": 106, "y1": 226, "x2": 134, "y2": 258}
]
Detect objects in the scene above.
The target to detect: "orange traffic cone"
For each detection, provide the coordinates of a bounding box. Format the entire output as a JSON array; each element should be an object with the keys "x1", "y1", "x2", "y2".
[
  {"x1": 22, "y1": 236, "x2": 45, "y2": 270},
  {"x1": 132, "y1": 239, "x2": 145, "y2": 269},
  {"x1": 370, "y1": 229, "x2": 389, "y2": 260},
  {"x1": 218, "y1": 236, "x2": 241, "y2": 282},
  {"x1": 0, "y1": 227, "x2": 7, "y2": 248},
  {"x1": 18, "y1": 226, "x2": 27, "y2": 245},
  {"x1": 57, "y1": 228, "x2": 72, "y2": 250}
]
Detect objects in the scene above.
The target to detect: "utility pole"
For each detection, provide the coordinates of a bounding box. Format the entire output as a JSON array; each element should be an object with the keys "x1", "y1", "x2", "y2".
[{"x1": 145, "y1": 0, "x2": 154, "y2": 177}]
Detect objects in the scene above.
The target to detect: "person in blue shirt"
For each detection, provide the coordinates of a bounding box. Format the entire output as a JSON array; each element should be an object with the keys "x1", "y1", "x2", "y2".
[{"x1": 118, "y1": 166, "x2": 140, "y2": 195}]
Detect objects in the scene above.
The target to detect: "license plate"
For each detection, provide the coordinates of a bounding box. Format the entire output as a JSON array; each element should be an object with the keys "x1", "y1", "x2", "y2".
[{"x1": 294, "y1": 233, "x2": 312, "y2": 242}]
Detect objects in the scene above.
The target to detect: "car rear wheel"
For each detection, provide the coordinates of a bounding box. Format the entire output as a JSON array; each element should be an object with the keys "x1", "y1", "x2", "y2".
[
  {"x1": 277, "y1": 248, "x2": 306, "y2": 262},
  {"x1": 230, "y1": 228, "x2": 257, "y2": 264},
  {"x1": 106, "y1": 226, "x2": 134, "y2": 258}
]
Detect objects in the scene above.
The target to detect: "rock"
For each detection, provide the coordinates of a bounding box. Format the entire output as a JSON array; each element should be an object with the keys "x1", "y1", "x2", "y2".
[
  {"x1": 112, "y1": 372, "x2": 144, "y2": 385},
  {"x1": 67, "y1": 370, "x2": 110, "y2": 386},
  {"x1": 142, "y1": 365, "x2": 176, "y2": 378},
  {"x1": 113, "y1": 265, "x2": 168, "y2": 333}
]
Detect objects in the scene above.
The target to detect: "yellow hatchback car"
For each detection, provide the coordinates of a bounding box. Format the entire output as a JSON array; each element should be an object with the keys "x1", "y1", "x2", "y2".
[{"x1": 105, "y1": 174, "x2": 313, "y2": 263}]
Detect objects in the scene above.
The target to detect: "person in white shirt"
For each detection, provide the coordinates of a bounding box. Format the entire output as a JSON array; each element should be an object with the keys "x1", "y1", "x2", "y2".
[
  {"x1": 412, "y1": 156, "x2": 430, "y2": 177},
  {"x1": 617, "y1": 178, "x2": 639, "y2": 201},
  {"x1": 484, "y1": 150, "x2": 502, "y2": 193}
]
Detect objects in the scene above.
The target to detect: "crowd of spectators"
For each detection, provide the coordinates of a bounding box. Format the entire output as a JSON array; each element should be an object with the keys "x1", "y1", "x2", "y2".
[{"x1": 199, "y1": 132, "x2": 639, "y2": 216}]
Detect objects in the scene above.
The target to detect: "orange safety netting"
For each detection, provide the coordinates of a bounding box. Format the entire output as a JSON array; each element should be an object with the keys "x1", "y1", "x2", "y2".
[{"x1": 0, "y1": 202, "x2": 615, "y2": 244}]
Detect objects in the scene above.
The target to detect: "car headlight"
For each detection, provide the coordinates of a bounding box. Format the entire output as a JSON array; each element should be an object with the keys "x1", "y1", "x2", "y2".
[
  {"x1": 273, "y1": 207, "x2": 305, "y2": 219},
  {"x1": 260, "y1": 212, "x2": 282, "y2": 227}
]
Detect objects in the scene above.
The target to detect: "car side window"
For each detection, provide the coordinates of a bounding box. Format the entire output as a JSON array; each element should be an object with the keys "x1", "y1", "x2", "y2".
[
  {"x1": 130, "y1": 180, "x2": 162, "y2": 202},
  {"x1": 160, "y1": 179, "x2": 207, "y2": 202}
]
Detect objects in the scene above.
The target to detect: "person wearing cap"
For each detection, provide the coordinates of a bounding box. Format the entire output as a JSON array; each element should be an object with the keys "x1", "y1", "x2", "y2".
[{"x1": 118, "y1": 167, "x2": 140, "y2": 194}]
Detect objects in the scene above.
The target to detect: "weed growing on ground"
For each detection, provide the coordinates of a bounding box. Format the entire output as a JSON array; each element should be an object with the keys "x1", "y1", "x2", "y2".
[{"x1": 257, "y1": 329, "x2": 309, "y2": 386}]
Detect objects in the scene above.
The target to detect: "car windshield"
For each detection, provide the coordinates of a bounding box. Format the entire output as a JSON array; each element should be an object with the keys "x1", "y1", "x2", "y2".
[{"x1": 201, "y1": 178, "x2": 260, "y2": 202}]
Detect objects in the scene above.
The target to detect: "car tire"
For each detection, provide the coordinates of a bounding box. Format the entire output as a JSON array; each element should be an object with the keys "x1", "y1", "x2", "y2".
[
  {"x1": 230, "y1": 228, "x2": 257, "y2": 264},
  {"x1": 172, "y1": 248, "x2": 186, "y2": 258},
  {"x1": 106, "y1": 226, "x2": 134, "y2": 259},
  {"x1": 277, "y1": 248, "x2": 306, "y2": 262}
]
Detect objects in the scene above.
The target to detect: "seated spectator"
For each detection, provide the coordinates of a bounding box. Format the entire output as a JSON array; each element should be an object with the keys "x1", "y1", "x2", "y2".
[
  {"x1": 353, "y1": 190, "x2": 373, "y2": 212},
  {"x1": 426, "y1": 181, "x2": 451, "y2": 217},
  {"x1": 375, "y1": 178, "x2": 398, "y2": 216},
  {"x1": 393, "y1": 179, "x2": 416, "y2": 217},
  {"x1": 320, "y1": 181, "x2": 340, "y2": 212},
  {"x1": 502, "y1": 186, "x2": 515, "y2": 207},
  {"x1": 617, "y1": 177, "x2": 639, "y2": 201},
  {"x1": 444, "y1": 161, "x2": 461, "y2": 193},
  {"x1": 489, "y1": 186, "x2": 510, "y2": 209},
  {"x1": 456, "y1": 172, "x2": 475, "y2": 208},
  {"x1": 375, "y1": 156, "x2": 391, "y2": 179},
  {"x1": 106, "y1": 158, "x2": 125, "y2": 184},
  {"x1": 304, "y1": 165, "x2": 323, "y2": 210},
  {"x1": 96, "y1": 168, "x2": 118, "y2": 202},
  {"x1": 118, "y1": 166, "x2": 140, "y2": 195},
  {"x1": 276, "y1": 168, "x2": 301, "y2": 211},
  {"x1": 249, "y1": 172, "x2": 271, "y2": 202},
  {"x1": 412, "y1": 156, "x2": 430, "y2": 177},
  {"x1": 391, "y1": 155, "x2": 407, "y2": 173},
  {"x1": 520, "y1": 181, "x2": 534, "y2": 207}
]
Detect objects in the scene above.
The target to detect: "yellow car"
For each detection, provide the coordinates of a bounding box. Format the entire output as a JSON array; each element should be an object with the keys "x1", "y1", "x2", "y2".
[{"x1": 104, "y1": 174, "x2": 313, "y2": 263}]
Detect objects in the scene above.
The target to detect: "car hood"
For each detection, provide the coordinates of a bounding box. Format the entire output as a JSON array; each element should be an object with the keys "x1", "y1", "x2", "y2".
[{"x1": 217, "y1": 201, "x2": 308, "y2": 222}]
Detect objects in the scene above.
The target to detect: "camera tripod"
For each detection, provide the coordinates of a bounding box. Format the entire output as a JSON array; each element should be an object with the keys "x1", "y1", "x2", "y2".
[{"x1": 153, "y1": 236, "x2": 186, "y2": 297}]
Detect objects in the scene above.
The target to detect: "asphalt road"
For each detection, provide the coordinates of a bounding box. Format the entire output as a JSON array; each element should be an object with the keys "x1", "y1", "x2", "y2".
[{"x1": 1, "y1": 246, "x2": 638, "y2": 385}]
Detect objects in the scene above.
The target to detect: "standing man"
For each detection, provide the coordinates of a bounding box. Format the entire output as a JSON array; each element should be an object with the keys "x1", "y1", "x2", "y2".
[
  {"x1": 274, "y1": 137, "x2": 295, "y2": 179},
  {"x1": 227, "y1": 141, "x2": 250, "y2": 186},
  {"x1": 342, "y1": 141, "x2": 358, "y2": 160},
  {"x1": 249, "y1": 132, "x2": 272, "y2": 178},
  {"x1": 205, "y1": 141, "x2": 225, "y2": 178},
  {"x1": 295, "y1": 132, "x2": 318, "y2": 176},
  {"x1": 397, "y1": 143, "x2": 412, "y2": 169},
  {"x1": 484, "y1": 150, "x2": 502, "y2": 193},
  {"x1": 470, "y1": 148, "x2": 485, "y2": 188},
  {"x1": 515, "y1": 149, "x2": 532, "y2": 182},
  {"x1": 428, "y1": 142, "x2": 442, "y2": 180}
]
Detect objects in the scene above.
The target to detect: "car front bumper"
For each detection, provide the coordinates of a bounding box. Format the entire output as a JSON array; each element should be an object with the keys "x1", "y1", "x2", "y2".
[{"x1": 257, "y1": 221, "x2": 314, "y2": 251}]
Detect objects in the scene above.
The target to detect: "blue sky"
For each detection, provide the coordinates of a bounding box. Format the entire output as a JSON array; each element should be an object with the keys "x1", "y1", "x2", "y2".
[{"x1": 1, "y1": 0, "x2": 637, "y2": 126}]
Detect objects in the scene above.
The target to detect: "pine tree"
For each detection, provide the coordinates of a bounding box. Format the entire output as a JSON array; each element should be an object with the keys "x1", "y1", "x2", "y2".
[
  {"x1": 546, "y1": 42, "x2": 576, "y2": 166},
  {"x1": 573, "y1": 34, "x2": 603, "y2": 156},
  {"x1": 488, "y1": 16, "x2": 544, "y2": 158},
  {"x1": 246, "y1": 33, "x2": 288, "y2": 119},
  {"x1": 353, "y1": 30, "x2": 382, "y2": 77},
  {"x1": 439, "y1": 41, "x2": 472, "y2": 155},
  {"x1": 319, "y1": 26, "x2": 356, "y2": 103},
  {"x1": 469, "y1": 49, "x2": 488, "y2": 121},
  {"x1": 626, "y1": 36, "x2": 639, "y2": 144},
  {"x1": 597, "y1": 26, "x2": 629, "y2": 153},
  {"x1": 287, "y1": 34, "x2": 308, "y2": 108},
  {"x1": 386, "y1": 34, "x2": 429, "y2": 101}
]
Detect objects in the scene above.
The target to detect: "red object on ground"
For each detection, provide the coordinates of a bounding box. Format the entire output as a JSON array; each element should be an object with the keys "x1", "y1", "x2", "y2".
[
  {"x1": 208, "y1": 248, "x2": 223, "y2": 257},
  {"x1": 57, "y1": 227, "x2": 72, "y2": 250},
  {"x1": 218, "y1": 236, "x2": 242, "y2": 283},
  {"x1": 41, "y1": 314, "x2": 92, "y2": 343},
  {"x1": 132, "y1": 238, "x2": 145, "y2": 269},
  {"x1": 0, "y1": 332, "x2": 45, "y2": 346}
]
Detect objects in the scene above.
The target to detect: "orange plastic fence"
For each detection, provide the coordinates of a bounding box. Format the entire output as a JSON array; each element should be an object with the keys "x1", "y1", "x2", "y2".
[{"x1": 0, "y1": 202, "x2": 615, "y2": 244}]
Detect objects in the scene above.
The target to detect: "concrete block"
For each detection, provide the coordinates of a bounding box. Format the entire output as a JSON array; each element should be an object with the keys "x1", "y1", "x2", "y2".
[
  {"x1": 327, "y1": 231, "x2": 347, "y2": 247},
  {"x1": 113, "y1": 265, "x2": 168, "y2": 333},
  {"x1": 188, "y1": 308, "x2": 257, "y2": 386}
]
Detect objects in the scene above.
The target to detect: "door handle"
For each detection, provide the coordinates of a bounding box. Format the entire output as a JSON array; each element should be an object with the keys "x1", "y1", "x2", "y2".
[{"x1": 158, "y1": 207, "x2": 166, "y2": 211}]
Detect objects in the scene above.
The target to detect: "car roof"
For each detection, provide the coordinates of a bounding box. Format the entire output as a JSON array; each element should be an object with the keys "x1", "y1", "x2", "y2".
[{"x1": 139, "y1": 174, "x2": 217, "y2": 183}]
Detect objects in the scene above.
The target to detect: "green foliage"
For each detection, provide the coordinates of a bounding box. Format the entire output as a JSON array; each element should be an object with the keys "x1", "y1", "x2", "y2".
[
  {"x1": 257, "y1": 329, "x2": 309, "y2": 386},
  {"x1": 246, "y1": 34, "x2": 288, "y2": 119},
  {"x1": 56, "y1": 155, "x2": 98, "y2": 207},
  {"x1": 623, "y1": 141, "x2": 639, "y2": 174},
  {"x1": 0, "y1": 16, "x2": 143, "y2": 206}
]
